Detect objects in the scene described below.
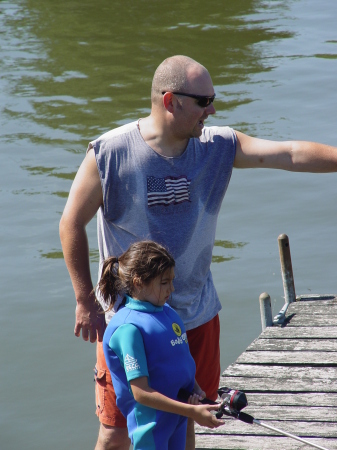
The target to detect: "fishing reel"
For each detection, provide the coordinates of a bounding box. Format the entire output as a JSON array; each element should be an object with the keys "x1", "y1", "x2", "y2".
[
  {"x1": 215, "y1": 386, "x2": 248, "y2": 419},
  {"x1": 177, "y1": 386, "x2": 248, "y2": 419}
]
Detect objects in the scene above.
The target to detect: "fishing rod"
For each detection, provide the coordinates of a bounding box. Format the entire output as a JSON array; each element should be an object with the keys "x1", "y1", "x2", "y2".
[{"x1": 178, "y1": 387, "x2": 331, "y2": 450}]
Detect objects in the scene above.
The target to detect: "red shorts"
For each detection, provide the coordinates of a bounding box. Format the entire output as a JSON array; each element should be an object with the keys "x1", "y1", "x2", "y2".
[
  {"x1": 94, "y1": 314, "x2": 220, "y2": 426},
  {"x1": 186, "y1": 314, "x2": 220, "y2": 401}
]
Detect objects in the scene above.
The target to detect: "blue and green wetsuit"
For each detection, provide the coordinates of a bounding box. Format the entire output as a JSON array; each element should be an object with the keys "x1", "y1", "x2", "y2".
[{"x1": 103, "y1": 296, "x2": 196, "y2": 450}]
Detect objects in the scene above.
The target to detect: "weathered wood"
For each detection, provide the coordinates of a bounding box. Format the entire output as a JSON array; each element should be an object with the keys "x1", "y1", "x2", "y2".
[
  {"x1": 196, "y1": 420, "x2": 337, "y2": 437},
  {"x1": 259, "y1": 292, "x2": 273, "y2": 331},
  {"x1": 278, "y1": 234, "x2": 296, "y2": 304},
  {"x1": 195, "y1": 435, "x2": 337, "y2": 450},
  {"x1": 296, "y1": 295, "x2": 336, "y2": 303},
  {"x1": 284, "y1": 315, "x2": 337, "y2": 326},
  {"x1": 223, "y1": 364, "x2": 337, "y2": 380},
  {"x1": 246, "y1": 338, "x2": 337, "y2": 351},
  {"x1": 219, "y1": 376, "x2": 337, "y2": 392},
  {"x1": 244, "y1": 392, "x2": 337, "y2": 407},
  {"x1": 288, "y1": 303, "x2": 337, "y2": 313},
  {"x1": 262, "y1": 326, "x2": 337, "y2": 338},
  {"x1": 235, "y1": 350, "x2": 337, "y2": 366},
  {"x1": 220, "y1": 405, "x2": 337, "y2": 421}
]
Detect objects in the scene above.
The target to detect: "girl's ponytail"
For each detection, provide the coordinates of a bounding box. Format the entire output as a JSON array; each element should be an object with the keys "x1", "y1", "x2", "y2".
[{"x1": 98, "y1": 256, "x2": 120, "y2": 308}]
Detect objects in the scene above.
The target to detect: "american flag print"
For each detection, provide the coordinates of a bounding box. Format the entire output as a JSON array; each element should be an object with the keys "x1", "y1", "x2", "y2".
[{"x1": 147, "y1": 175, "x2": 191, "y2": 207}]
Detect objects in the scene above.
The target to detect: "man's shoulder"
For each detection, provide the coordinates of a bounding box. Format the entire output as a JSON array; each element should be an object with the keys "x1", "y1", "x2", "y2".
[
  {"x1": 98, "y1": 121, "x2": 138, "y2": 141},
  {"x1": 88, "y1": 121, "x2": 138, "y2": 151}
]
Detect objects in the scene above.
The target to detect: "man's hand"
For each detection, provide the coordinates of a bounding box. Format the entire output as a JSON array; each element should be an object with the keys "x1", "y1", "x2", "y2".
[{"x1": 74, "y1": 296, "x2": 105, "y2": 343}]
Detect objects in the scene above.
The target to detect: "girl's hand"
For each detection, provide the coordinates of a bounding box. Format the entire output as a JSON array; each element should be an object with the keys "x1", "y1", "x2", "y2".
[{"x1": 191, "y1": 404, "x2": 225, "y2": 428}]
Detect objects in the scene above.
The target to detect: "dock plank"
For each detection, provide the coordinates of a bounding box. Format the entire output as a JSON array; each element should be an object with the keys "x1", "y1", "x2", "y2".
[
  {"x1": 218, "y1": 405, "x2": 337, "y2": 421},
  {"x1": 261, "y1": 326, "x2": 337, "y2": 338},
  {"x1": 284, "y1": 315, "x2": 337, "y2": 326},
  {"x1": 196, "y1": 435, "x2": 337, "y2": 450},
  {"x1": 245, "y1": 392, "x2": 337, "y2": 407},
  {"x1": 246, "y1": 338, "x2": 337, "y2": 351},
  {"x1": 219, "y1": 376, "x2": 337, "y2": 392},
  {"x1": 235, "y1": 350, "x2": 337, "y2": 365},
  {"x1": 290, "y1": 297, "x2": 337, "y2": 305},
  {"x1": 288, "y1": 304, "x2": 337, "y2": 314},
  {"x1": 195, "y1": 420, "x2": 337, "y2": 437},
  {"x1": 223, "y1": 363, "x2": 337, "y2": 379}
]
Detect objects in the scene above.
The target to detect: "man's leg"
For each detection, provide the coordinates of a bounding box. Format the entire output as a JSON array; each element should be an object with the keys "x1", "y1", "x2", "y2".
[
  {"x1": 94, "y1": 341, "x2": 130, "y2": 450},
  {"x1": 184, "y1": 418, "x2": 195, "y2": 450},
  {"x1": 95, "y1": 424, "x2": 130, "y2": 450},
  {"x1": 185, "y1": 315, "x2": 221, "y2": 450},
  {"x1": 186, "y1": 314, "x2": 221, "y2": 401}
]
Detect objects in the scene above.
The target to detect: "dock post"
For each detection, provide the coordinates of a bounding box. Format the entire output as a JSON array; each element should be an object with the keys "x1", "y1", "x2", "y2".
[
  {"x1": 278, "y1": 234, "x2": 296, "y2": 304},
  {"x1": 259, "y1": 292, "x2": 273, "y2": 331}
]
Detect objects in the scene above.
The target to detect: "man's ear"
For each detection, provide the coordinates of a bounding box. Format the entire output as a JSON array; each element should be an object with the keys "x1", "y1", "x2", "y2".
[{"x1": 162, "y1": 92, "x2": 174, "y2": 113}]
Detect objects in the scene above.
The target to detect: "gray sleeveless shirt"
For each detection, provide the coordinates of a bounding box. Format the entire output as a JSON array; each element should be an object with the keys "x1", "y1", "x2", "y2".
[{"x1": 88, "y1": 121, "x2": 236, "y2": 330}]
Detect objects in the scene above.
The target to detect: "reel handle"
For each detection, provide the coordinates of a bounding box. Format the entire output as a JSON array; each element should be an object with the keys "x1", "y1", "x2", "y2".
[{"x1": 177, "y1": 388, "x2": 218, "y2": 405}]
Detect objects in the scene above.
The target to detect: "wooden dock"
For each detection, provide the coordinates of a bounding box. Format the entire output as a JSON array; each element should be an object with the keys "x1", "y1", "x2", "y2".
[{"x1": 195, "y1": 295, "x2": 337, "y2": 450}]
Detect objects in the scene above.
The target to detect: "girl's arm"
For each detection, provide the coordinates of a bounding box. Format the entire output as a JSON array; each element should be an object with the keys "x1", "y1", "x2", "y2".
[{"x1": 130, "y1": 376, "x2": 225, "y2": 429}]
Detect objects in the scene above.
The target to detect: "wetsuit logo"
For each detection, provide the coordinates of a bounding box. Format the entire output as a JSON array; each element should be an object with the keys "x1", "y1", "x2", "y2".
[
  {"x1": 124, "y1": 354, "x2": 140, "y2": 372},
  {"x1": 171, "y1": 323, "x2": 188, "y2": 346},
  {"x1": 172, "y1": 323, "x2": 182, "y2": 336},
  {"x1": 171, "y1": 332, "x2": 188, "y2": 346}
]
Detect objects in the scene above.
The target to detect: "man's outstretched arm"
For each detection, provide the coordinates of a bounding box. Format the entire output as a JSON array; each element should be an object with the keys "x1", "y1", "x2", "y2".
[
  {"x1": 234, "y1": 130, "x2": 337, "y2": 172},
  {"x1": 59, "y1": 148, "x2": 105, "y2": 343}
]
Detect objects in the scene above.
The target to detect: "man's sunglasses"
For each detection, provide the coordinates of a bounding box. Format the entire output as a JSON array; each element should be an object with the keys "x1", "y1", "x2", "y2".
[{"x1": 162, "y1": 91, "x2": 216, "y2": 108}]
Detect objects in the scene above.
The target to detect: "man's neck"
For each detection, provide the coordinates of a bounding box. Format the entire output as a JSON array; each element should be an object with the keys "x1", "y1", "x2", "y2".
[{"x1": 138, "y1": 116, "x2": 189, "y2": 158}]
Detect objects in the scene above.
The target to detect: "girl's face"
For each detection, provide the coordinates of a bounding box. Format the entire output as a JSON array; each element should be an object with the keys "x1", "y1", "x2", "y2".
[{"x1": 135, "y1": 267, "x2": 175, "y2": 306}]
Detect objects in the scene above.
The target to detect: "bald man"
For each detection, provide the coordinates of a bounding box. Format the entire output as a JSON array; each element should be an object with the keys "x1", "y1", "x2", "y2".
[{"x1": 60, "y1": 55, "x2": 337, "y2": 450}]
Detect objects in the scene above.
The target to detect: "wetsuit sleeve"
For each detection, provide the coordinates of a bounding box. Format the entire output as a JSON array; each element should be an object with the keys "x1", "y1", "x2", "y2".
[{"x1": 109, "y1": 324, "x2": 149, "y2": 382}]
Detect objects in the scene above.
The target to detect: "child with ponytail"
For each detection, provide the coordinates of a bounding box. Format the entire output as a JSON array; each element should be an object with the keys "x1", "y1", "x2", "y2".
[{"x1": 99, "y1": 240, "x2": 224, "y2": 450}]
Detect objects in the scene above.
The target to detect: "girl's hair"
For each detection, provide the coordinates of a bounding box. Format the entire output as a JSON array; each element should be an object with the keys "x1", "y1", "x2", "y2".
[{"x1": 98, "y1": 240, "x2": 175, "y2": 309}]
